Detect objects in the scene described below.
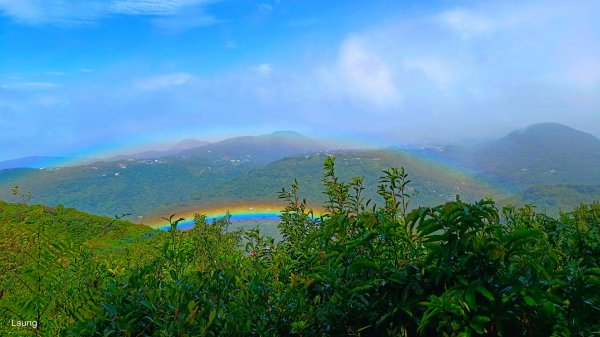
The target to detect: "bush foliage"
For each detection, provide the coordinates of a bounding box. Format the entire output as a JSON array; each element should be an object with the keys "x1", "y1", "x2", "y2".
[{"x1": 1, "y1": 157, "x2": 599, "y2": 336}]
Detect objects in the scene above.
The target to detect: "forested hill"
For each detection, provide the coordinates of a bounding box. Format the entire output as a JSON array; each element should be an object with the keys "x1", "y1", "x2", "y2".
[
  {"x1": 1, "y1": 124, "x2": 599, "y2": 220},
  {"x1": 0, "y1": 131, "x2": 327, "y2": 219},
  {"x1": 0, "y1": 148, "x2": 508, "y2": 221},
  {"x1": 194, "y1": 149, "x2": 507, "y2": 207},
  {"x1": 469, "y1": 123, "x2": 600, "y2": 188},
  {"x1": 178, "y1": 130, "x2": 327, "y2": 165},
  {"x1": 106, "y1": 139, "x2": 211, "y2": 161},
  {"x1": 516, "y1": 184, "x2": 600, "y2": 211},
  {"x1": 0, "y1": 164, "x2": 598, "y2": 336}
]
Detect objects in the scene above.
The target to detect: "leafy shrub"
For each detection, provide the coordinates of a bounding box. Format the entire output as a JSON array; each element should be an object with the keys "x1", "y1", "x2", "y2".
[{"x1": 2, "y1": 159, "x2": 599, "y2": 336}]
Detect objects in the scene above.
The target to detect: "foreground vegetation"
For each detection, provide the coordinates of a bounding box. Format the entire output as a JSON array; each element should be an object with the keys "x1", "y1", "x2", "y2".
[{"x1": 1, "y1": 157, "x2": 599, "y2": 336}]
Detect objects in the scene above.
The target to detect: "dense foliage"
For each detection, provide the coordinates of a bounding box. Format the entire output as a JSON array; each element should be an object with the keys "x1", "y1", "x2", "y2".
[
  {"x1": 517, "y1": 184, "x2": 600, "y2": 211},
  {"x1": 0, "y1": 191, "x2": 156, "y2": 336},
  {"x1": 1, "y1": 158, "x2": 599, "y2": 336}
]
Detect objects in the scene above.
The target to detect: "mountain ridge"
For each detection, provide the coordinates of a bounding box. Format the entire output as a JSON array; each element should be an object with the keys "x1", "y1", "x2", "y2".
[
  {"x1": 469, "y1": 122, "x2": 600, "y2": 188},
  {"x1": 1, "y1": 124, "x2": 599, "y2": 219}
]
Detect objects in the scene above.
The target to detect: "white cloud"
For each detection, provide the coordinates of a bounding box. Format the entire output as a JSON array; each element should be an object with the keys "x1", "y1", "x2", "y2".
[
  {"x1": 134, "y1": 72, "x2": 194, "y2": 91},
  {"x1": 0, "y1": 0, "x2": 217, "y2": 26},
  {"x1": 334, "y1": 36, "x2": 399, "y2": 107},
  {"x1": 151, "y1": 4, "x2": 219, "y2": 33},
  {"x1": 403, "y1": 57, "x2": 456, "y2": 91},
  {"x1": 1, "y1": 81, "x2": 61, "y2": 90},
  {"x1": 2, "y1": 0, "x2": 600, "y2": 152},
  {"x1": 110, "y1": 0, "x2": 203, "y2": 15},
  {"x1": 438, "y1": 8, "x2": 494, "y2": 38},
  {"x1": 0, "y1": 0, "x2": 115, "y2": 25},
  {"x1": 44, "y1": 71, "x2": 68, "y2": 76},
  {"x1": 254, "y1": 3, "x2": 272, "y2": 21},
  {"x1": 305, "y1": 0, "x2": 600, "y2": 139},
  {"x1": 253, "y1": 64, "x2": 273, "y2": 75}
]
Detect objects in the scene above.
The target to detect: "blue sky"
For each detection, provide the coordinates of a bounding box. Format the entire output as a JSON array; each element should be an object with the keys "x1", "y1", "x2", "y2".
[{"x1": 1, "y1": 0, "x2": 599, "y2": 160}]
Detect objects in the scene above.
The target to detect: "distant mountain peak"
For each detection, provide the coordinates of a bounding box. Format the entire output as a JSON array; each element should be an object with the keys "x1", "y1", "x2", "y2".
[
  {"x1": 526, "y1": 122, "x2": 572, "y2": 129},
  {"x1": 507, "y1": 122, "x2": 599, "y2": 143},
  {"x1": 268, "y1": 130, "x2": 305, "y2": 137},
  {"x1": 471, "y1": 122, "x2": 600, "y2": 188},
  {"x1": 169, "y1": 139, "x2": 210, "y2": 152},
  {"x1": 517, "y1": 122, "x2": 581, "y2": 134},
  {"x1": 178, "y1": 130, "x2": 325, "y2": 164}
]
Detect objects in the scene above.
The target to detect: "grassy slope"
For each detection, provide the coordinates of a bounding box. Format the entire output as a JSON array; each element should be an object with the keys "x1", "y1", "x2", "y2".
[
  {"x1": 196, "y1": 149, "x2": 510, "y2": 208},
  {"x1": 0, "y1": 200, "x2": 156, "y2": 249}
]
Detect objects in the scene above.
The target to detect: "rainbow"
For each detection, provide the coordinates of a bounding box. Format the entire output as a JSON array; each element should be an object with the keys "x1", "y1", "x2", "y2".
[{"x1": 147, "y1": 202, "x2": 323, "y2": 231}]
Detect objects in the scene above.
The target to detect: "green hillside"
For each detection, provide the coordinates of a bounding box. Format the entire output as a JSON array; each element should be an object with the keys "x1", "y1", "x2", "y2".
[
  {"x1": 0, "y1": 148, "x2": 510, "y2": 221},
  {"x1": 471, "y1": 123, "x2": 600, "y2": 188},
  {"x1": 195, "y1": 149, "x2": 509, "y2": 207},
  {"x1": 0, "y1": 132, "x2": 325, "y2": 220},
  {"x1": 2, "y1": 125, "x2": 598, "y2": 221},
  {"x1": 1, "y1": 161, "x2": 598, "y2": 336},
  {"x1": 0, "y1": 160, "x2": 253, "y2": 219},
  {"x1": 515, "y1": 184, "x2": 600, "y2": 211},
  {"x1": 0, "y1": 198, "x2": 160, "y2": 335},
  {"x1": 0, "y1": 197, "x2": 156, "y2": 251}
]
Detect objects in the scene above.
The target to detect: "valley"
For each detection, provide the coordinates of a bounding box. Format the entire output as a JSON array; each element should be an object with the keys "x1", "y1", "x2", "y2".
[{"x1": 2, "y1": 123, "x2": 599, "y2": 225}]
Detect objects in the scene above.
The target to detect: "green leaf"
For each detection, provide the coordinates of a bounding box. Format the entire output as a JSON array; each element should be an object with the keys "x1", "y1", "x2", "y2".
[
  {"x1": 524, "y1": 295, "x2": 537, "y2": 306},
  {"x1": 208, "y1": 310, "x2": 217, "y2": 327},
  {"x1": 542, "y1": 301, "x2": 556, "y2": 314},
  {"x1": 458, "y1": 330, "x2": 472, "y2": 337},
  {"x1": 465, "y1": 289, "x2": 476, "y2": 311},
  {"x1": 187, "y1": 300, "x2": 197, "y2": 312},
  {"x1": 587, "y1": 276, "x2": 600, "y2": 285},
  {"x1": 469, "y1": 315, "x2": 490, "y2": 334},
  {"x1": 103, "y1": 303, "x2": 117, "y2": 316},
  {"x1": 472, "y1": 315, "x2": 491, "y2": 324},
  {"x1": 475, "y1": 285, "x2": 494, "y2": 302}
]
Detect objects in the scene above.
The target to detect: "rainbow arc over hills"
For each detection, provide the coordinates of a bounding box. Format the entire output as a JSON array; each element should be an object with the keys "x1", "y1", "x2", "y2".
[{"x1": 149, "y1": 202, "x2": 323, "y2": 231}]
